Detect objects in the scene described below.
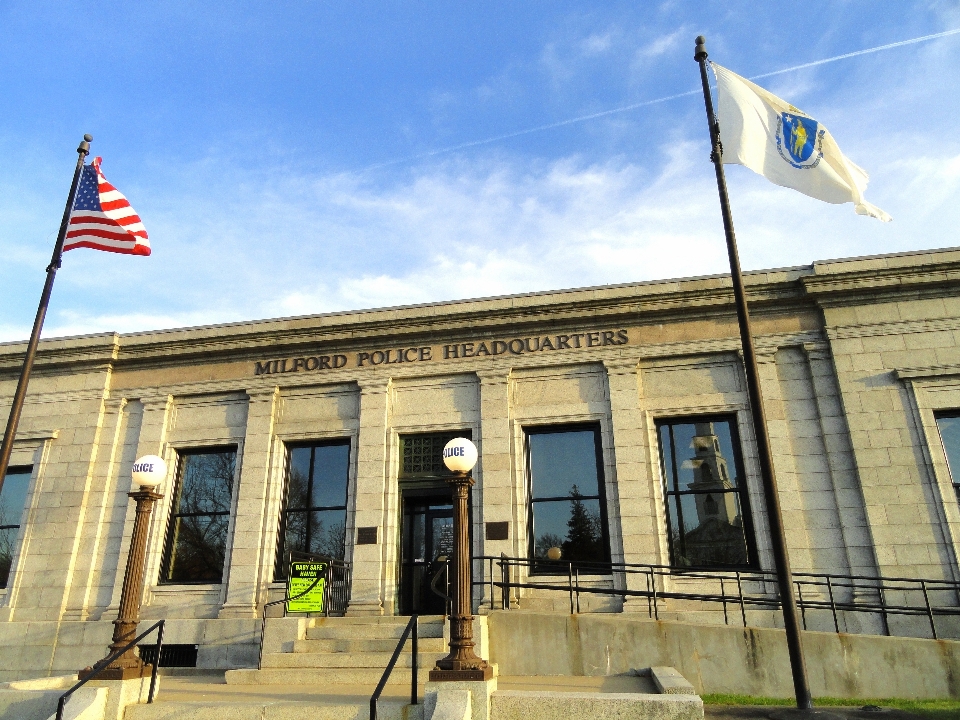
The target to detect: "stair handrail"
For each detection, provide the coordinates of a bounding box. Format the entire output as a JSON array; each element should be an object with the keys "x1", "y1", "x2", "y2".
[
  {"x1": 257, "y1": 572, "x2": 323, "y2": 670},
  {"x1": 55, "y1": 619, "x2": 165, "y2": 720},
  {"x1": 369, "y1": 614, "x2": 419, "y2": 720},
  {"x1": 429, "y1": 556, "x2": 451, "y2": 616}
]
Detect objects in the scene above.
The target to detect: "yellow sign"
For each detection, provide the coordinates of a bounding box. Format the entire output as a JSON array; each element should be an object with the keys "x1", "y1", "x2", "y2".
[{"x1": 286, "y1": 561, "x2": 327, "y2": 613}]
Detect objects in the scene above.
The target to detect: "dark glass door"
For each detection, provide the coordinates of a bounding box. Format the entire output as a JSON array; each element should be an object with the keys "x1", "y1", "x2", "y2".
[{"x1": 399, "y1": 492, "x2": 453, "y2": 615}]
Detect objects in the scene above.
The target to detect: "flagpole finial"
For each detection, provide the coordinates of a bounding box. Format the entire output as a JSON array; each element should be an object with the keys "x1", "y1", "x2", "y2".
[
  {"x1": 694, "y1": 35, "x2": 708, "y2": 62},
  {"x1": 78, "y1": 134, "x2": 92, "y2": 156}
]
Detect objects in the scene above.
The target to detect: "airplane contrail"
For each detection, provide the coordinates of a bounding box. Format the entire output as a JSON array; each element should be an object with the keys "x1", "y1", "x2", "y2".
[{"x1": 362, "y1": 27, "x2": 960, "y2": 171}]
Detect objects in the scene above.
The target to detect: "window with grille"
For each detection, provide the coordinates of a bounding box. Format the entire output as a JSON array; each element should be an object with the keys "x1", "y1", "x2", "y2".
[
  {"x1": 0, "y1": 466, "x2": 31, "y2": 588},
  {"x1": 276, "y1": 441, "x2": 351, "y2": 579},
  {"x1": 399, "y1": 431, "x2": 471, "y2": 480},
  {"x1": 160, "y1": 448, "x2": 236, "y2": 584},
  {"x1": 656, "y1": 416, "x2": 756, "y2": 569}
]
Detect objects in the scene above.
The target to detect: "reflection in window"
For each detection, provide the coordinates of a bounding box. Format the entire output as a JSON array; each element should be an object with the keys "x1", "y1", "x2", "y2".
[
  {"x1": 657, "y1": 417, "x2": 755, "y2": 569},
  {"x1": 935, "y1": 414, "x2": 960, "y2": 504},
  {"x1": 527, "y1": 426, "x2": 609, "y2": 570},
  {"x1": 276, "y1": 441, "x2": 350, "y2": 579},
  {"x1": 0, "y1": 467, "x2": 31, "y2": 588},
  {"x1": 160, "y1": 449, "x2": 236, "y2": 584}
]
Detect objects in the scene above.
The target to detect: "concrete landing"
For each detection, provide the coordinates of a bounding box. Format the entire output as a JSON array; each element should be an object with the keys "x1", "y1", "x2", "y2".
[{"x1": 124, "y1": 673, "x2": 668, "y2": 720}]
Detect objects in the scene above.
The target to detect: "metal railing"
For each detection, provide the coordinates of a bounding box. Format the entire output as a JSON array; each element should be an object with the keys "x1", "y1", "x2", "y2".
[
  {"x1": 258, "y1": 552, "x2": 352, "y2": 669},
  {"x1": 369, "y1": 614, "x2": 419, "y2": 720},
  {"x1": 55, "y1": 620, "x2": 164, "y2": 720},
  {"x1": 477, "y1": 555, "x2": 960, "y2": 639},
  {"x1": 429, "y1": 557, "x2": 452, "y2": 616}
]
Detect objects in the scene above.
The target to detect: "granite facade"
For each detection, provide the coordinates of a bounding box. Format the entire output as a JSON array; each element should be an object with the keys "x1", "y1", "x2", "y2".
[{"x1": 1, "y1": 247, "x2": 960, "y2": 678}]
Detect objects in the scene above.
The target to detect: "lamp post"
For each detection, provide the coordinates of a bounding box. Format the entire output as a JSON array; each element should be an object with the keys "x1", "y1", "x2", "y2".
[
  {"x1": 429, "y1": 438, "x2": 493, "y2": 681},
  {"x1": 95, "y1": 455, "x2": 166, "y2": 680}
]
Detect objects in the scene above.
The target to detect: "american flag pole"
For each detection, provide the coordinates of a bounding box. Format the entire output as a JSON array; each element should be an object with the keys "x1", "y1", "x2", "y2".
[{"x1": 0, "y1": 134, "x2": 92, "y2": 499}]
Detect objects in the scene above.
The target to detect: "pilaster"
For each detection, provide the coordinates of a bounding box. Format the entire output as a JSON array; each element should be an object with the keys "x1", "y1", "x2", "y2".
[
  {"x1": 219, "y1": 387, "x2": 281, "y2": 618},
  {"x1": 62, "y1": 397, "x2": 128, "y2": 621},
  {"x1": 801, "y1": 342, "x2": 880, "y2": 579},
  {"x1": 603, "y1": 359, "x2": 656, "y2": 609},
  {"x1": 347, "y1": 379, "x2": 391, "y2": 615},
  {"x1": 475, "y1": 369, "x2": 515, "y2": 609}
]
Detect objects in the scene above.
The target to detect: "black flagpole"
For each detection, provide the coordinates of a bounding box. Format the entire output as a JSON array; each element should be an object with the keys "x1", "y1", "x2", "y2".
[
  {"x1": 693, "y1": 37, "x2": 813, "y2": 709},
  {"x1": 0, "y1": 134, "x2": 92, "y2": 499}
]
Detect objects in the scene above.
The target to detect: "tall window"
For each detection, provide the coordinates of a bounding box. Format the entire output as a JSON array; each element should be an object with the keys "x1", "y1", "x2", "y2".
[
  {"x1": 657, "y1": 417, "x2": 755, "y2": 569},
  {"x1": 526, "y1": 425, "x2": 609, "y2": 570},
  {"x1": 160, "y1": 448, "x2": 236, "y2": 584},
  {"x1": 0, "y1": 467, "x2": 31, "y2": 588},
  {"x1": 935, "y1": 413, "x2": 960, "y2": 504},
  {"x1": 276, "y1": 441, "x2": 350, "y2": 578}
]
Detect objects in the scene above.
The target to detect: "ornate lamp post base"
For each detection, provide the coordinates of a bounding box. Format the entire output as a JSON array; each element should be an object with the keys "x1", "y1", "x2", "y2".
[
  {"x1": 81, "y1": 664, "x2": 153, "y2": 681},
  {"x1": 429, "y1": 467, "x2": 494, "y2": 682},
  {"x1": 429, "y1": 668, "x2": 494, "y2": 681}
]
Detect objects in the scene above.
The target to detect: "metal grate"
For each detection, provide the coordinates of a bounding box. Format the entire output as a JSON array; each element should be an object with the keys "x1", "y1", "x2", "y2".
[
  {"x1": 400, "y1": 432, "x2": 469, "y2": 478},
  {"x1": 138, "y1": 643, "x2": 198, "y2": 668}
]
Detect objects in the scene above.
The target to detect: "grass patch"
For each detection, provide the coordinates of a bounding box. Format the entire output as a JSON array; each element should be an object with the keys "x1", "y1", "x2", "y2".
[{"x1": 701, "y1": 694, "x2": 960, "y2": 719}]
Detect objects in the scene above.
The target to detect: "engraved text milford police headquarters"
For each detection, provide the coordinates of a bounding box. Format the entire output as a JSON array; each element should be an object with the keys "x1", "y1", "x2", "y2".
[{"x1": 253, "y1": 329, "x2": 629, "y2": 376}]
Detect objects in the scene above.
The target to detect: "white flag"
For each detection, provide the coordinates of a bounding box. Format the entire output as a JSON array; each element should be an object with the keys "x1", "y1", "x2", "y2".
[{"x1": 712, "y1": 62, "x2": 891, "y2": 222}]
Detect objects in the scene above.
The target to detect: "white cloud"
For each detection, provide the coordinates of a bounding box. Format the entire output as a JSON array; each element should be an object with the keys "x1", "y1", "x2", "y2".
[{"x1": 4, "y1": 126, "x2": 956, "y2": 345}]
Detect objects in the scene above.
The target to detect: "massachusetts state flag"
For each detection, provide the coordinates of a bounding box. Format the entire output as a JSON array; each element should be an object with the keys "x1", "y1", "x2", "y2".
[
  {"x1": 65, "y1": 157, "x2": 150, "y2": 255},
  {"x1": 712, "y1": 63, "x2": 890, "y2": 222}
]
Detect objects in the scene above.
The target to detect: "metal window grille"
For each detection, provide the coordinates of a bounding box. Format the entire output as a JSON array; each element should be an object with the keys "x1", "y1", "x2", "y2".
[
  {"x1": 138, "y1": 643, "x2": 199, "y2": 668},
  {"x1": 400, "y1": 432, "x2": 470, "y2": 478}
]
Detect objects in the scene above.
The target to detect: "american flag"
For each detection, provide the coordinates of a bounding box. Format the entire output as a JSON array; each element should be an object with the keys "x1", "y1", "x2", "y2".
[{"x1": 64, "y1": 157, "x2": 150, "y2": 255}]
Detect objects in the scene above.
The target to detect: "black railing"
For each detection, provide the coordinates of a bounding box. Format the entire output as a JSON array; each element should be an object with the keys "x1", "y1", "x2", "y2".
[
  {"x1": 258, "y1": 552, "x2": 353, "y2": 669},
  {"x1": 370, "y1": 614, "x2": 419, "y2": 720},
  {"x1": 429, "y1": 557, "x2": 452, "y2": 616},
  {"x1": 55, "y1": 620, "x2": 164, "y2": 720},
  {"x1": 477, "y1": 555, "x2": 960, "y2": 639}
]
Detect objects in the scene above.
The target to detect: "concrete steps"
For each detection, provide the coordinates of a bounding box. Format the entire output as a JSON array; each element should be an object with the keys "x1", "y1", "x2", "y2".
[
  {"x1": 126, "y1": 698, "x2": 422, "y2": 720},
  {"x1": 261, "y1": 651, "x2": 445, "y2": 668},
  {"x1": 225, "y1": 615, "x2": 446, "y2": 687},
  {"x1": 294, "y1": 637, "x2": 447, "y2": 653},
  {"x1": 226, "y1": 667, "x2": 426, "y2": 685}
]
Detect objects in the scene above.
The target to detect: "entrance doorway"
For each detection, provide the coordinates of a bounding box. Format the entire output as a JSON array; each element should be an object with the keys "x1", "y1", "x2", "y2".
[{"x1": 399, "y1": 491, "x2": 453, "y2": 615}]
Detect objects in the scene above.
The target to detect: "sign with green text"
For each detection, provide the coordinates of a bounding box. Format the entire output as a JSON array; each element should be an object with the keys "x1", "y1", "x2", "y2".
[{"x1": 286, "y1": 561, "x2": 327, "y2": 613}]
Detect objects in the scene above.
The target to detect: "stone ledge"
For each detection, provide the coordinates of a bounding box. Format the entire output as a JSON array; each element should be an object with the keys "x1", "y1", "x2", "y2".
[
  {"x1": 490, "y1": 690, "x2": 703, "y2": 720},
  {"x1": 650, "y1": 666, "x2": 697, "y2": 695}
]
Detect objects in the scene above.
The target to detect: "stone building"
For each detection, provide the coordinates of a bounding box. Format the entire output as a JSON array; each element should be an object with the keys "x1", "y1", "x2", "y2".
[{"x1": 2, "y1": 245, "x2": 960, "y2": 681}]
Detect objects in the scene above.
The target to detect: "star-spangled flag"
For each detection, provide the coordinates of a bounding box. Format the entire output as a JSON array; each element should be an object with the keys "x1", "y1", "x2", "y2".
[
  {"x1": 712, "y1": 62, "x2": 891, "y2": 222},
  {"x1": 64, "y1": 157, "x2": 150, "y2": 255}
]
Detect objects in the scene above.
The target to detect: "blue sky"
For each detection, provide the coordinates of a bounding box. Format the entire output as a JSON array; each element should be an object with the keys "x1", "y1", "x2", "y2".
[{"x1": 1, "y1": 1, "x2": 959, "y2": 341}]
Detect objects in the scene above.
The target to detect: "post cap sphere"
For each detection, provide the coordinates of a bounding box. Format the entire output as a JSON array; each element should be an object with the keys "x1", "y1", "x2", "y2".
[
  {"x1": 132, "y1": 455, "x2": 167, "y2": 488},
  {"x1": 442, "y1": 437, "x2": 478, "y2": 473}
]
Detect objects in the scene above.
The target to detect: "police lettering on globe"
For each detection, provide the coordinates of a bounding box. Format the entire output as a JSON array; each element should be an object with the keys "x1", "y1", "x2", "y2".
[
  {"x1": 442, "y1": 438, "x2": 478, "y2": 474},
  {"x1": 132, "y1": 455, "x2": 167, "y2": 489}
]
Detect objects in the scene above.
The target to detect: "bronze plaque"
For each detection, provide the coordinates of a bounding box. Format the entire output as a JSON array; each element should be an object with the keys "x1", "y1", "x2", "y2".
[
  {"x1": 356, "y1": 526, "x2": 379, "y2": 545},
  {"x1": 485, "y1": 521, "x2": 509, "y2": 541}
]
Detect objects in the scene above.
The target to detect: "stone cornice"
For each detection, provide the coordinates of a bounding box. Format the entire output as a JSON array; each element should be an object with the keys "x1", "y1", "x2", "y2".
[
  {"x1": 895, "y1": 364, "x2": 960, "y2": 381},
  {"x1": 828, "y1": 316, "x2": 960, "y2": 340},
  {"x1": 801, "y1": 258, "x2": 960, "y2": 306},
  {"x1": 1, "y1": 247, "x2": 957, "y2": 376}
]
